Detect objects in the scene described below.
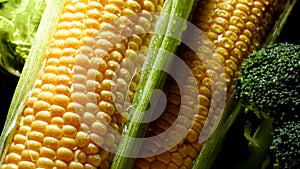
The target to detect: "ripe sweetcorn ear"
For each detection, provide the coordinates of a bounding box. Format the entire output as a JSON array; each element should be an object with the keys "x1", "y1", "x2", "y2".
[
  {"x1": 134, "y1": 0, "x2": 287, "y2": 168},
  {"x1": 0, "y1": 0, "x2": 164, "y2": 168}
]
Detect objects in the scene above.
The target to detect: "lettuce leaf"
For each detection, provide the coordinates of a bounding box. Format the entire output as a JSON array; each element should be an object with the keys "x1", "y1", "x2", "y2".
[{"x1": 0, "y1": 0, "x2": 46, "y2": 76}]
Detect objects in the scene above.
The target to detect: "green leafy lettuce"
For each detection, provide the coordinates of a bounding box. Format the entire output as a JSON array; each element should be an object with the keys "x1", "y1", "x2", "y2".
[{"x1": 0, "y1": 0, "x2": 46, "y2": 76}]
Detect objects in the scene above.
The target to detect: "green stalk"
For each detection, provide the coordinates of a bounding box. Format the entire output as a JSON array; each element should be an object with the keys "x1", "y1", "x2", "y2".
[
  {"x1": 0, "y1": 0, "x2": 65, "y2": 163},
  {"x1": 110, "y1": 0, "x2": 197, "y2": 168}
]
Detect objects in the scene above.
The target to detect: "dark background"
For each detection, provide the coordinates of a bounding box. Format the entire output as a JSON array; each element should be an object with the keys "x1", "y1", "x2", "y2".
[{"x1": 0, "y1": 0, "x2": 299, "y2": 167}]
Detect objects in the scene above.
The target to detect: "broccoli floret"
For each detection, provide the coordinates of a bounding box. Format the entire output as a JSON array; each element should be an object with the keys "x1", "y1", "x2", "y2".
[
  {"x1": 270, "y1": 120, "x2": 300, "y2": 169},
  {"x1": 234, "y1": 42, "x2": 300, "y2": 122},
  {"x1": 234, "y1": 42, "x2": 300, "y2": 169}
]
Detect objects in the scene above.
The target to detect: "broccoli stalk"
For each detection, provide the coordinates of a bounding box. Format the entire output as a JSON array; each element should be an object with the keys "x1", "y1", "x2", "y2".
[{"x1": 234, "y1": 42, "x2": 300, "y2": 169}]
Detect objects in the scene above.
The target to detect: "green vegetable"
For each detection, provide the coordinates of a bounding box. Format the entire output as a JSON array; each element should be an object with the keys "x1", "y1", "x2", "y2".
[
  {"x1": 111, "y1": 0, "x2": 197, "y2": 168},
  {"x1": 0, "y1": 0, "x2": 46, "y2": 76},
  {"x1": 234, "y1": 42, "x2": 300, "y2": 169},
  {"x1": 270, "y1": 120, "x2": 300, "y2": 169}
]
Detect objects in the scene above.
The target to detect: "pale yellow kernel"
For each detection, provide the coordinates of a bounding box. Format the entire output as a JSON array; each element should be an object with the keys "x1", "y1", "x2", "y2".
[
  {"x1": 67, "y1": 102, "x2": 85, "y2": 115},
  {"x1": 36, "y1": 157, "x2": 54, "y2": 169},
  {"x1": 18, "y1": 161, "x2": 36, "y2": 169},
  {"x1": 91, "y1": 121, "x2": 108, "y2": 135},
  {"x1": 87, "y1": 68, "x2": 103, "y2": 82},
  {"x1": 76, "y1": 131, "x2": 90, "y2": 148},
  {"x1": 89, "y1": 133, "x2": 104, "y2": 147},
  {"x1": 21, "y1": 150, "x2": 39, "y2": 161},
  {"x1": 56, "y1": 147, "x2": 73, "y2": 163},
  {"x1": 87, "y1": 91, "x2": 101, "y2": 104},
  {"x1": 87, "y1": 154, "x2": 102, "y2": 167},
  {"x1": 83, "y1": 112, "x2": 96, "y2": 125},
  {"x1": 86, "y1": 102, "x2": 99, "y2": 113},
  {"x1": 63, "y1": 112, "x2": 80, "y2": 127},
  {"x1": 86, "y1": 80, "x2": 102, "y2": 92},
  {"x1": 72, "y1": 74, "x2": 87, "y2": 85}
]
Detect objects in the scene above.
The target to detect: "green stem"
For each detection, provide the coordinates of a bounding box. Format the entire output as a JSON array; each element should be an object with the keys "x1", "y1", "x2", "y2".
[
  {"x1": 192, "y1": 93, "x2": 243, "y2": 169},
  {"x1": 110, "y1": 0, "x2": 197, "y2": 168},
  {"x1": 0, "y1": 0, "x2": 65, "y2": 163}
]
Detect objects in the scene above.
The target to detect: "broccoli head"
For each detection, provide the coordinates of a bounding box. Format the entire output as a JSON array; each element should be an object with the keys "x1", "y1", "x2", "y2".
[
  {"x1": 269, "y1": 120, "x2": 300, "y2": 169},
  {"x1": 234, "y1": 42, "x2": 300, "y2": 122}
]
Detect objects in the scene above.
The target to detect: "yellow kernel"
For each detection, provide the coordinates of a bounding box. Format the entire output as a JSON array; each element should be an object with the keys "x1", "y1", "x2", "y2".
[
  {"x1": 57, "y1": 147, "x2": 73, "y2": 163},
  {"x1": 31, "y1": 120, "x2": 48, "y2": 133},
  {"x1": 36, "y1": 157, "x2": 54, "y2": 169},
  {"x1": 5, "y1": 153, "x2": 21, "y2": 164},
  {"x1": 99, "y1": 101, "x2": 115, "y2": 116},
  {"x1": 51, "y1": 117, "x2": 69, "y2": 130},
  {"x1": 50, "y1": 105, "x2": 66, "y2": 117},
  {"x1": 86, "y1": 80, "x2": 101, "y2": 92},
  {"x1": 84, "y1": 143, "x2": 99, "y2": 155},
  {"x1": 156, "y1": 151, "x2": 171, "y2": 164},
  {"x1": 87, "y1": 154, "x2": 102, "y2": 167},
  {"x1": 23, "y1": 115, "x2": 34, "y2": 126},
  {"x1": 21, "y1": 150, "x2": 39, "y2": 161},
  {"x1": 56, "y1": 74, "x2": 71, "y2": 86},
  {"x1": 74, "y1": 150, "x2": 87, "y2": 164},
  {"x1": 41, "y1": 73, "x2": 57, "y2": 84},
  {"x1": 35, "y1": 111, "x2": 51, "y2": 124},
  {"x1": 54, "y1": 160, "x2": 68, "y2": 169},
  {"x1": 27, "y1": 131, "x2": 44, "y2": 143},
  {"x1": 43, "y1": 137, "x2": 60, "y2": 150},
  {"x1": 69, "y1": 162, "x2": 84, "y2": 169},
  {"x1": 76, "y1": 131, "x2": 90, "y2": 148},
  {"x1": 39, "y1": 147, "x2": 56, "y2": 159},
  {"x1": 126, "y1": 0, "x2": 141, "y2": 13},
  {"x1": 84, "y1": 18, "x2": 100, "y2": 29},
  {"x1": 87, "y1": 69, "x2": 103, "y2": 82},
  {"x1": 55, "y1": 85, "x2": 71, "y2": 96},
  {"x1": 53, "y1": 94, "x2": 70, "y2": 108},
  {"x1": 45, "y1": 124, "x2": 62, "y2": 139},
  {"x1": 33, "y1": 100, "x2": 51, "y2": 113},
  {"x1": 236, "y1": 40, "x2": 248, "y2": 54},
  {"x1": 218, "y1": 37, "x2": 235, "y2": 50},
  {"x1": 18, "y1": 161, "x2": 36, "y2": 169},
  {"x1": 59, "y1": 56, "x2": 76, "y2": 67},
  {"x1": 67, "y1": 102, "x2": 85, "y2": 115},
  {"x1": 63, "y1": 112, "x2": 80, "y2": 127},
  {"x1": 44, "y1": 65, "x2": 58, "y2": 74},
  {"x1": 9, "y1": 144, "x2": 25, "y2": 154},
  {"x1": 150, "y1": 160, "x2": 166, "y2": 169},
  {"x1": 62, "y1": 125, "x2": 77, "y2": 138}
]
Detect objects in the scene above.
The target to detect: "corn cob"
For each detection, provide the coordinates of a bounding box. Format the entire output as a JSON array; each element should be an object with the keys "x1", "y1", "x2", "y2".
[
  {"x1": 134, "y1": 0, "x2": 287, "y2": 168},
  {"x1": 0, "y1": 0, "x2": 164, "y2": 168}
]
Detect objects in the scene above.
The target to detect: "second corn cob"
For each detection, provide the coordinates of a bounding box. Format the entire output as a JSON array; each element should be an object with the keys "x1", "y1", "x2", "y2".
[
  {"x1": 0, "y1": 0, "x2": 164, "y2": 168},
  {"x1": 134, "y1": 0, "x2": 287, "y2": 168}
]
